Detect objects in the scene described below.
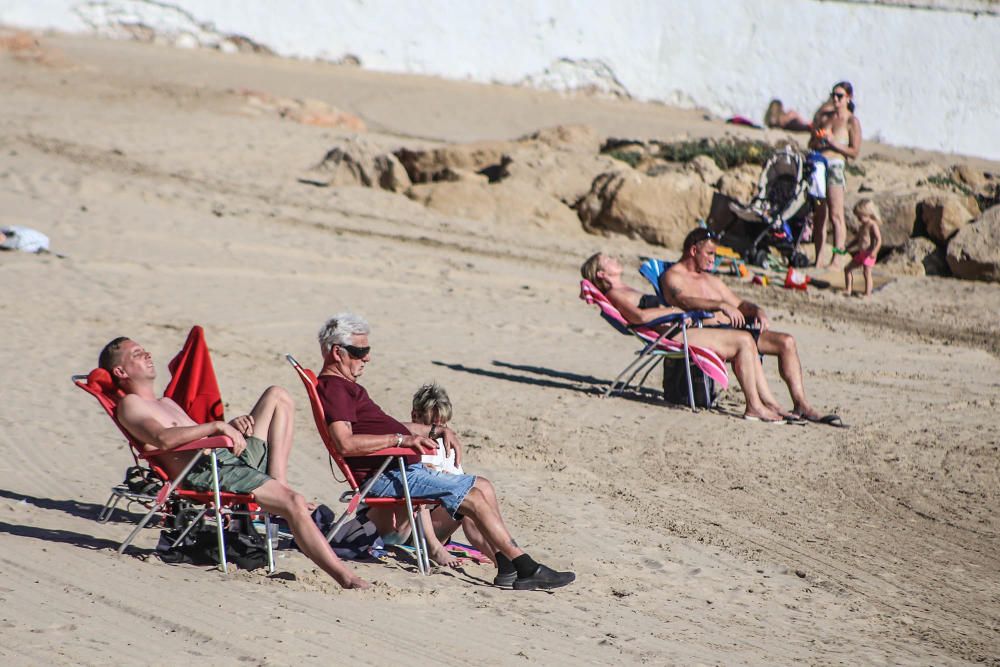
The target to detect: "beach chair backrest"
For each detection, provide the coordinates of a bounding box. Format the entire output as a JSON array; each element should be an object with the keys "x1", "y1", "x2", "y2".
[
  {"x1": 75, "y1": 368, "x2": 144, "y2": 467},
  {"x1": 286, "y1": 355, "x2": 362, "y2": 491},
  {"x1": 579, "y1": 279, "x2": 634, "y2": 336},
  {"x1": 638, "y1": 258, "x2": 674, "y2": 305}
]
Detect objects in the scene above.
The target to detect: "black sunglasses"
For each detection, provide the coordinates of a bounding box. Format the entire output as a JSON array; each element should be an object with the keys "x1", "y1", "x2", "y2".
[
  {"x1": 338, "y1": 344, "x2": 370, "y2": 359},
  {"x1": 832, "y1": 92, "x2": 845, "y2": 100}
]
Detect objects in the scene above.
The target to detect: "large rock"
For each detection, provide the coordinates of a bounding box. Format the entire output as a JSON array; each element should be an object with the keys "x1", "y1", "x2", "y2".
[
  {"x1": 862, "y1": 190, "x2": 924, "y2": 248},
  {"x1": 685, "y1": 155, "x2": 723, "y2": 187},
  {"x1": 880, "y1": 237, "x2": 949, "y2": 277},
  {"x1": 717, "y1": 164, "x2": 759, "y2": 204},
  {"x1": 576, "y1": 170, "x2": 714, "y2": 248},
  {"x1": 946, "y1": 205, "x2": 1000, "y2": 282},
  {"x1": 519, "y1": 124, "x2": 602, "y2": 154},
  {"x1": 920, "y1": 193, "x2": 975, "y2": 243},
  {"x1": 406, "y1": 179, "x2": 579, "y2": 229},
  {"x1": 394, "y1": 141, "x2": 515, "y2": 184},
  {"x1": 300, "y1": 137, "x2": 410, "y2": 192}
]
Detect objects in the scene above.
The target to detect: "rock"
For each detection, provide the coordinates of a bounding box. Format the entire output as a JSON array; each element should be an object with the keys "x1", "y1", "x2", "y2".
[
  {"x1": 576, "y1": 170, "x2": 714, "y2": 248},
  {"x1": 717, "y1": 164, "x2": 759, "y2": 204},
  {"x1": 395, "y1": 141, "x2": 515, "y2": 184},
  {"x1": 686, "y1": 155, "x2": 723, "y2": 187},
  {"x1": 864, "y1": 190, "x2": 924, "y2": 248},
  {"x1": 519, "y1": 124, "x2": 602, "y2": 154},
  {"x1": 881, "y1": 237, "x2": 949, "y2": 277},
  {"x1": 300, "y1": 137, "x2": 410, "y2": 192},
  {"x1": 950, "y1": 164, "x2": 988, "y2": 191},
  {"x1": 406, "y1": 179, "x2": 579, "y2": 228},
  {"x1": 919, "y1": 193, "x2": 975, "y2": 243},
  {"x1": 946, "y1": 205, "x2": 1000, "y2": 282}
]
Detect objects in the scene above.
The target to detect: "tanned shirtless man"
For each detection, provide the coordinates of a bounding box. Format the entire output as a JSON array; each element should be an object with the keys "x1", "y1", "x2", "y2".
[
  {"x1": 99, "y1": 336, "x2": 369, "y2": 589},
  {"x1": 661, "y1": 229, "x2": 840, "y2": 425},
  {"x1": 581, "y1": 252, "x2": 786, "y2": 422}
]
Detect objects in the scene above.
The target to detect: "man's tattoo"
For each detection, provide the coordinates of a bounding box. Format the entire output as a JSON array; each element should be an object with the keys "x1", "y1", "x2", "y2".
[{"x1": 668, "y1": 285, "x2": 682, "y2": 297}]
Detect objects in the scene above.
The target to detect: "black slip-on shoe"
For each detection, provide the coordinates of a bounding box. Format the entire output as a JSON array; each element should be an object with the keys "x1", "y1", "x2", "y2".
[
  {"x1": 512, "y1": 564, "x2": 576, "y2": 591},
  {"x1": 493, "y1": 571, "x2": 517, "y2": 588}
]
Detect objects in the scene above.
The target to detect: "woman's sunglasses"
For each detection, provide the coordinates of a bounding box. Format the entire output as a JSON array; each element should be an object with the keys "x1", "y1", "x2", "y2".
[{"x1": 832, "y1": 92, "x2": 846, "y2": 100}]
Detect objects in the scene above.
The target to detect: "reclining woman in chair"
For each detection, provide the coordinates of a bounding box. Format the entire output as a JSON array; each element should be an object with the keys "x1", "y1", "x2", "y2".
[
  {"x1": 364, "y1": 382, "x2": 497, "y2": 568},
  {"x1": 581, "y1": 252, "x2": 788, "y2": 423}
]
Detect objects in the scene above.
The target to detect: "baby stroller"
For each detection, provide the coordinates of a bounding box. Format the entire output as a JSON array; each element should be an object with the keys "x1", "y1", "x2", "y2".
[{"x1": 712, "y1": 146, "x2": 814, "y2": 268}]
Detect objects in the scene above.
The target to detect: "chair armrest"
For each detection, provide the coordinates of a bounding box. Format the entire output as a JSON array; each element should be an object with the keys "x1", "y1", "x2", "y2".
[
  {"x1": 685, "y1": 310, "x2": 715, "y2": 322},
  {"x1": 366, "y1": 447, "x2": 420, "y2": 457},
  {"x1": 632, "y1": 312, "x2": 688, "y2": 328},
  {"x1": 143, "y1": 435, "x2": 233, "y2": 458}
]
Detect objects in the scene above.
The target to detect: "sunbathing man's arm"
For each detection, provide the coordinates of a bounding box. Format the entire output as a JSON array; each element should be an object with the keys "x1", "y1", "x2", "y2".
[
  {"x1": 117, "y1": 394, "x2": 247, "y2": 454},
  {"x1": 662, "y1": 272, "x2": 745, "y2": 327},
  {"x1": 328, "y1": 420, "x2": 436, "y2": 458}
]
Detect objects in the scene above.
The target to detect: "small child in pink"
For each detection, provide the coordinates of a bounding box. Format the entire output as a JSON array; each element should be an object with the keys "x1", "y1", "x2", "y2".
[{"x1": 844, "y1": 198, "x2": 883, "y2": 297}]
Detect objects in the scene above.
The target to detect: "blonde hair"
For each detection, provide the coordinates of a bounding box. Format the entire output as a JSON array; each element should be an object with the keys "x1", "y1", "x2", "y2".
[
  {"x1": 580, "y1": 252, "x2": 611, "y2": 292},
  {"x1": 411, "y1": 383, "x2": 452, "y2": 425},
  {"x1": 853, "y1": 198, "x2": 882, "y2": 224}
]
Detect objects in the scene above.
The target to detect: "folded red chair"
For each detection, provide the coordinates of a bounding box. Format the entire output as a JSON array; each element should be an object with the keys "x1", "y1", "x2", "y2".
[
  {"x1": 285, "y1": 354, "x2": 437, "y2": 575},
  {"x1": 74, "y1": 327, "x2": 274, "y2": 573}
]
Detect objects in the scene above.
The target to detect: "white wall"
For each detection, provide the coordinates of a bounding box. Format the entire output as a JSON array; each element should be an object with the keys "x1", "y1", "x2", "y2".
[{"x1": 4, "y1": 0, "x2": 998, "y2": 160}]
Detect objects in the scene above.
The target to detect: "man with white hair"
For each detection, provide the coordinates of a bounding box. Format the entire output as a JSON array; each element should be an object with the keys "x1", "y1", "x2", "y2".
[{"x1": 315, "y1": 313, "x2": 576, "y2": 590}]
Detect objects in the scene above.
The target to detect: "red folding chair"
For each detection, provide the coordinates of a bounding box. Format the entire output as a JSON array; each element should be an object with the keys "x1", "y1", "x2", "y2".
[
  {"x1": 285, "y1": 354, "x2": 436, "y2": 575},
  {"x1": 73, "y1": 368, "x2": 275, "y2": 574}
]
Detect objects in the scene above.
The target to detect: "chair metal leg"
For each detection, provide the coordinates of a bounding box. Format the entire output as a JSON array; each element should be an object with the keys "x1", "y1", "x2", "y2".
[
  {"x1": 396, "y1": 458, "x2": 427, "y2": 575},
  {"x1": 263, "y1": 512, "x2": 275, "y2": 574},
  {"x1": 170, "y1": 507, "x2": 208, "y2": 547},
  {"x1": 606, "y1": 350, "x2": 656, "y2": 397},
  {"x1": 681, "y1": 325, "x2": 696, "y2": 411},
  {"x1": 98, "y1": 490, "x2": 124, "y2": 523},
  {"x1": 118, "y1": 451, "x2": 204, "y2": 556},
  {"x1": 325, "y1": 456, "x2": 394, "y2": 542},
  {"x1": 208, "y1": 449, "x2": 228, "y2": 574}
]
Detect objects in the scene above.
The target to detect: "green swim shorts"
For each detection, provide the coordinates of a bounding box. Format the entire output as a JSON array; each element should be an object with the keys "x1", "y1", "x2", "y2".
[{"x1": 184, "y1": 435, "x2": 271, "y2": 495}]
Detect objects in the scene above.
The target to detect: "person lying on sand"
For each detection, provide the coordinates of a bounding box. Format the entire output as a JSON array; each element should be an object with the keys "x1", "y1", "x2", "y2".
[
  {"x1": 363, "y1": 382, "x2": 497, "y2": 568},
  {"x1": 99, "y1": 337, "x2": 369, "y2": 589},
  {"x1": 582, "y1": 251, "x2": 790, "y2": 423},
  {"x1": 315, "y1": 313, "x2": 576, "y2": 590},
  {"x1": 661, "y1": 229, "x2": 843, "y2": 426}
]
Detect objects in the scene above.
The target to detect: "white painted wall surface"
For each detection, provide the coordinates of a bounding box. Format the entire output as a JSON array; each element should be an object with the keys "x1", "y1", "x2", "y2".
[{"x1": 3, "y1": 0, "x2": 998, "y2": 160}]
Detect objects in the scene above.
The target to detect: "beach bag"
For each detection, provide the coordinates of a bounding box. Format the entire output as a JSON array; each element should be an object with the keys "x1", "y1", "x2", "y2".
[
  {"x1": 156, "y1": 511, "x2": 269, "y2": 570},
  {"x1": 662, "y1": 357, "x2": 717, "y2": 408},
  {"x1": 289, "y1": 504, "x2": 380, "y2": 559}
]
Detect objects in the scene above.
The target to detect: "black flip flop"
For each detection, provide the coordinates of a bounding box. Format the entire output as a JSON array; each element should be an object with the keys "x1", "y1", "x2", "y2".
[{"x1": 804, "y1": 413, "x2": 847, "y2": 428}]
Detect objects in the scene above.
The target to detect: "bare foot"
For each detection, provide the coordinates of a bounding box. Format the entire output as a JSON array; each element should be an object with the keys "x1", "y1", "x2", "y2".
[
  {"x1": 342, "y1": 575, "x2": 371, "y2": 590},
  {"x1": 744, "y1": 406, "x2": 784, "y2": 422},
  {"x1": 842, "y1": 289, "x2": 852, "y2": 297},
  {"x1": 792, "y1": 404, "x2": 821, "y2": 421},
  {"x1": 428, "y1": 541, "x2": 459, "y2": 568}
]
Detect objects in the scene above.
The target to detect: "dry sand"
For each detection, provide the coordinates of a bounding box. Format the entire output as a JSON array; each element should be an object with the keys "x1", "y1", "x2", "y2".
[{"x1": 2, "y1": 34, "x2": 999, "y2": 666}]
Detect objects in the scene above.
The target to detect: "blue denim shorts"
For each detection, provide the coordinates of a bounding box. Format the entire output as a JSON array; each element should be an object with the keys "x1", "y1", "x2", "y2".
[{"x1": 366, "y1": 463, "x2": 476, "y2": 520}]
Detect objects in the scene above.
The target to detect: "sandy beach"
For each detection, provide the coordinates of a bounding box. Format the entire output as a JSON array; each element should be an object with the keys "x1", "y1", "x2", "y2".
[{"x1": 2, "y1": 34, "x2": 999, "y2": 665}]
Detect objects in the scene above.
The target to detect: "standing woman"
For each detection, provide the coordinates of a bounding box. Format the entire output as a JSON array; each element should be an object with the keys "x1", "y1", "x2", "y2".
[{"x1": 810, "y1": 82, "x2": 862, "y2": 268}]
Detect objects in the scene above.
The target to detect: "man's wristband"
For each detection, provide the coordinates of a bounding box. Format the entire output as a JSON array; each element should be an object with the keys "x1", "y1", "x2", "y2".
[{"x1": 394, "y1": 433, "x2": 403, "y2": 447}]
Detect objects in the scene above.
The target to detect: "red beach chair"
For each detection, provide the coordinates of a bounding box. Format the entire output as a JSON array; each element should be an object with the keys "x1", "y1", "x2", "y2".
[
  {"x1": 286, "y1": 354, "x2": 436, "y2": 575},
  {"x1": 74, "y1": 336, "x2": 274, "y2": 574},
  {"x1": 579, "y1": 279, "x2": 729, "y2": 409}
]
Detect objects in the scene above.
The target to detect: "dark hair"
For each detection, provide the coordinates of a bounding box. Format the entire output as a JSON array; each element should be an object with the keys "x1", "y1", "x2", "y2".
[
  {"x1": 833, "y1": 81, "x2": 855, "y2": 113},
  {"x1": 98, "y1": 336, "x2": 130, "y2": 374},
  {"x1": 682, "y1": 228, "x2": 717, "y2": 255}
]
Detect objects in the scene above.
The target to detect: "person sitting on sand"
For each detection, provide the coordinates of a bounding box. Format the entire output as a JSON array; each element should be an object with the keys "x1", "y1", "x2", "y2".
[
  {"x1": 581, "y1": 251, "x2": 790, "y2": 423},
  {"x1": 315, "y1": 313, "x2": 575, "y2": 590},
  {"x1": 764, "y1": 99, "x2": 811, "y2": 132},
  {"x1": 844, "y1": 198, "x2": 883, "y2": 298},
  {"x1": 100, "y1": 336, "x2": 369, "y2": 589},
  {"x1": 363, "y1": 382, "x2": 498, "y2": 568},
  {"x1": 661, "y1": 229, "x2": 841, "y2": 426}
]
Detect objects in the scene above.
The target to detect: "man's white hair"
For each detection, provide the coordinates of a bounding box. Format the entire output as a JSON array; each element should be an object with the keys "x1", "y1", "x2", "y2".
[{"x1": 318, "y1": 312, "x2": 370, "y2": 356}]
